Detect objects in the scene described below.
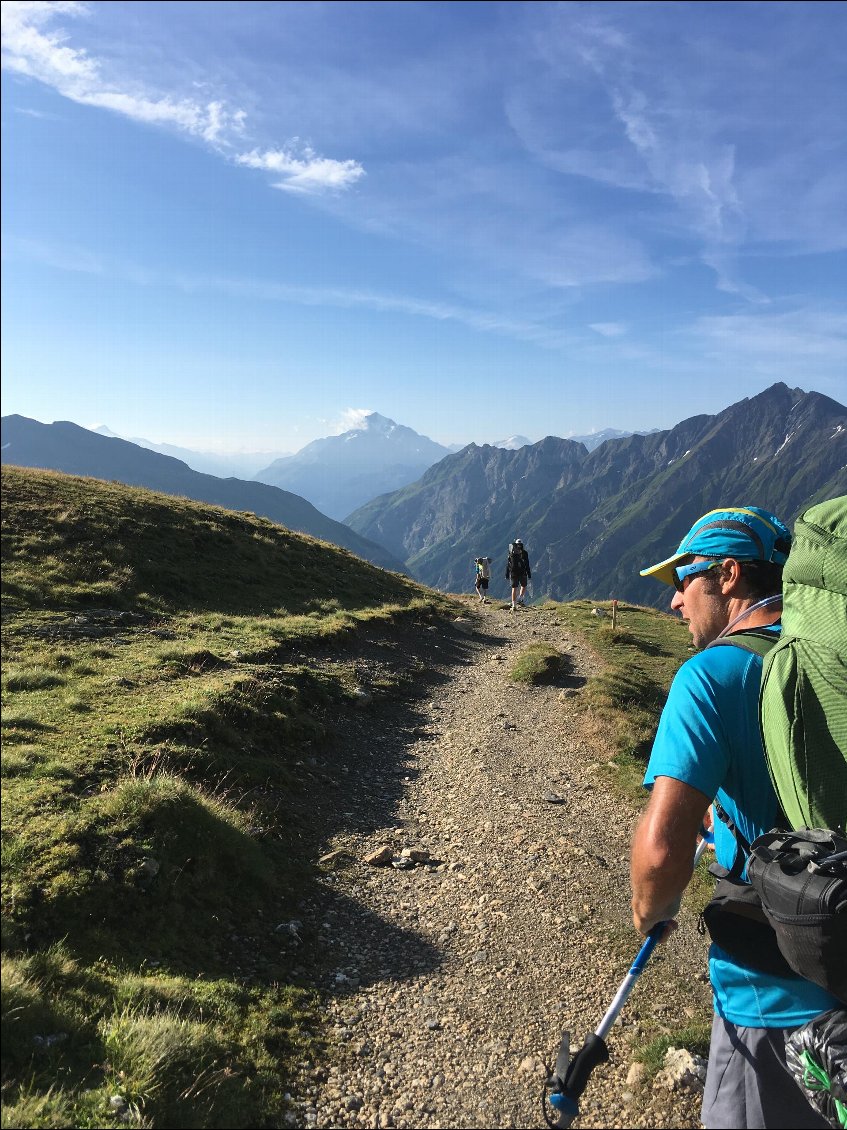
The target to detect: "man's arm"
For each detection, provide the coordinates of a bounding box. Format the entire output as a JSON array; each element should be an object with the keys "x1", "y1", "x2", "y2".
[{"x1": 631, "y1": 775, "x2": 711, "y2": 935}]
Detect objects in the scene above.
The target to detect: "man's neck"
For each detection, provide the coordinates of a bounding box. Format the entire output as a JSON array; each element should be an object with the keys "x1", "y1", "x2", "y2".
[{"x1": 724, "y1": 594, "x2": 782, "y2": 635}]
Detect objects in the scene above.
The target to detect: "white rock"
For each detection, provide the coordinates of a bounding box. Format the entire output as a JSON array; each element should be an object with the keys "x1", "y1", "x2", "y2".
[
  {"x1": 654, "y1": 1046, "x2": 707, "y2": 1093},
  {"x1": 626, "y1": 1061, "x2": 647, "y2": 1087}
]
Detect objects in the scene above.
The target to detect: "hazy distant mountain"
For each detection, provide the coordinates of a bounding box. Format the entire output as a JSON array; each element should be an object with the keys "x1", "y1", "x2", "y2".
[
  {"x1": 254, "y1": 412, "x2": 451, "y2": 520},
  {"x1": 567, "y1": 427, "x2": 659, "y2": 452},
  {"x1": 93, "y1": 426, "x2": 290, "y2": 479},
  {"x1": 492, "y1": 435, "x2": 532, "y2": 450},
  {"x1": 1, "y1": 416, "x2": 405, "y2": 573},
  {"x1": 345, "y1": 384, "x2": 846, "y2": 605},
  {"x1": 489, "y1": 429, "x2": 659, "y2": 453}
]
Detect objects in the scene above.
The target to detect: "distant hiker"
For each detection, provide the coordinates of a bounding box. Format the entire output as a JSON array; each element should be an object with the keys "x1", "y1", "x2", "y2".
[
  {"x1": 631, "y1": 506, "x2": 839, "y2": 1129},
  {"x1": 505, "y1": 539, "x2": 531, "y2": 611},
  {"x1": 474, "y1": 557, "x2": 492, "y2": 603}
]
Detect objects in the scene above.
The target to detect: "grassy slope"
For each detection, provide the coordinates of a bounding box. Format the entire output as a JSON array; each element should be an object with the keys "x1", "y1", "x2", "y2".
[
  {"x1": 2, "y1": 470, "x2": 705, "y2": 1125},
  {"x1": 545, "y1": 597, "x2": 715, "y2": 901},
  {"x1": 545, "y1": 599, "x2": 694, "y2": 775},
  {"x1": 1, "y1": 467, "x2": 452, "y2": 1130}
]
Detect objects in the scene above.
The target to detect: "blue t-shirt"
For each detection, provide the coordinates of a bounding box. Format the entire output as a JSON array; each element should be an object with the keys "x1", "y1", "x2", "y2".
[{"x1": 644, "y1": 633, "x2": 837, "y2": 1027}]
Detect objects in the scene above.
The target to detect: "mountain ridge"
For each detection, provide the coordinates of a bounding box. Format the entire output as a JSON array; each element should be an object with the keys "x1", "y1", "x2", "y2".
[
  {"x1": 346, "y1": 383, "x2": 847, "y2": 605},
  {"x1": 92, "y1": 426, "x2": 291, "y2": 479},
  {"x1": 1, "y1": 415, "x2": 406, "y2": 574}
]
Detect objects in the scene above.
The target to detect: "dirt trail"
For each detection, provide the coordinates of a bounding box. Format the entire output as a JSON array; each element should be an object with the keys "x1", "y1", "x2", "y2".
[{"x1": 289, "y1": 598, "x2": 711, "y2": 1129}]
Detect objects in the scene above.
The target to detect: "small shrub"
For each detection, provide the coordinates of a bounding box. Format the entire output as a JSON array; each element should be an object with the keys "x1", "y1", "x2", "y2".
[{"x1": 510, "y1": 643, "x2": 564, "y2": 685}]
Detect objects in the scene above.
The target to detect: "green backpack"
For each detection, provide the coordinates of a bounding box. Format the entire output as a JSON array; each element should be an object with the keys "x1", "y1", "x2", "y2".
[
  {"x1": 703, "y1": 498, "x2": 847, "y2": 1001},
  {"x1": 759, "y1": 497, "x2": 847, "y2": 833}
]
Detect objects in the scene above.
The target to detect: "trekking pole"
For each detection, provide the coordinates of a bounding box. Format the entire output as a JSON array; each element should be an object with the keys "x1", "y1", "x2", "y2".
[{"x1": 542, "y1": 836, "x2": 710, "y2": 1128}]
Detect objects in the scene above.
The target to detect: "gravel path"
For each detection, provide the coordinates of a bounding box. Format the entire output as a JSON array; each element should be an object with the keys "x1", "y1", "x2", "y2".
[{"x1": 289, "y1": 598, "x2": 712, "y2": 1129}]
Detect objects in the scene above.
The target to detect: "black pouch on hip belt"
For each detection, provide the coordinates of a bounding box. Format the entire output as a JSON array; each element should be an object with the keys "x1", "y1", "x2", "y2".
[{"x1": 699, "y1": 802, "x2": 801, "y2": 979}]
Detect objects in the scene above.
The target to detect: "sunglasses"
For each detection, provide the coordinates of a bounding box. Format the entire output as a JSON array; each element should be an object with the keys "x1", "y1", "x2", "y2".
[{"x1": 672, "y1": 559, "x2": 723, "y2": 593}]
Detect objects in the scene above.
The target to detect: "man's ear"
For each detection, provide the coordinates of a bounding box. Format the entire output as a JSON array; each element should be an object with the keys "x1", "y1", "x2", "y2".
[{"x1": 718, "y1": 557, "x2": 745, "y2": 593}]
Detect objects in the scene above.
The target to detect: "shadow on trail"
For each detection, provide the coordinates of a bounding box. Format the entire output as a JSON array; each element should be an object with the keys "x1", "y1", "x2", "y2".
[{"x1": 292, "y1": 614, "x2": 501, "y2": 992}]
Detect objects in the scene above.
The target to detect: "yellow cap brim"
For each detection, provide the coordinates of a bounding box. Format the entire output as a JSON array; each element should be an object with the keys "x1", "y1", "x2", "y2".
[{"x1": 639, "y1": 552, "x2": 687, "y2": 587}]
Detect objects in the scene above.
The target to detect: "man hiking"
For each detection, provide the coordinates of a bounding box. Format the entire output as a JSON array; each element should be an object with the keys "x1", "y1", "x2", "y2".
[
  {"x1": 505, "y1": 539, "x2": 531, "y2": 611},
  {"x1": 630, "y1": 505, "x2": 839, "y2": 1129}
]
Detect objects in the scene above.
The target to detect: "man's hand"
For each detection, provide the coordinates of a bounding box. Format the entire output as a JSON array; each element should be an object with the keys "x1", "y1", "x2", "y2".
[
  {"x1": 631, "y1": 776, "x2": 711, "y2": 937},
  {"x1": 700, "y1": 805, "x2": 716, "y2": 852}
]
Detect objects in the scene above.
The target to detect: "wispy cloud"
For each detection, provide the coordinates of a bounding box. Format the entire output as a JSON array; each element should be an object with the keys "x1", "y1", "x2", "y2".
[
  {"x1": 589, "y1": 322, "x2": 627, "y2": 338},
  {"x1": 331, "y1": 408, "x2": 375, "y2": 434},
  {"x1": 504, "y1": 3, "x2": 847, "y2": 294},
  {"x1": 692, "y1": 307, "x2": 847, "y2": 366},
  {"x1": 236, "y1": 145, "x2": 364, "y2": 195},
  {"x1": 179, "y1": 274, "x2": 577, "y2": 349},
  {"x1": 1, "y1": 2, "x2": 246, "y2": 143},
  {"x1": 700, "y1": 249, "x2": 768, "y2": 305},
  {"x1": 1, "y1": 1, "x2": 362, "y2": 194},
  {"x1": 4, "y1": 233, "x2": 580, "y2": 349},
  {"x1": 14, "y1": 104, "x2": 59, "y2": 119}
]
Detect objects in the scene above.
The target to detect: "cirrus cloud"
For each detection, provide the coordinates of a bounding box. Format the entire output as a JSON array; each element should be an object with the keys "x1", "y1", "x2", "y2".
[{"x1": 1, "y1": 1, "x2": 363, "y2": 195}]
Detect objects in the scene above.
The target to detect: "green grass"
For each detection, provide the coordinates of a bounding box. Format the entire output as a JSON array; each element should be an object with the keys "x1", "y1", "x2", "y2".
[
  {"x1": 510, "y1": 642, "x2": 566, "y2": 685},
  {"x1": 1, "y1": 466, "x2": 455, "y2": 1128},
  {"x1": 1, "y1": 944, "x2": 321, "y2": 1128},
  {"x1": 2, "y1": 469, "x2": 704, "y2": 1125},
  {"x1": 634, "y1": 1021, "x2": 713, "y2": 1077},
  {"x1": 543, "y1": 598, "x2": 693, "y2": 796}
]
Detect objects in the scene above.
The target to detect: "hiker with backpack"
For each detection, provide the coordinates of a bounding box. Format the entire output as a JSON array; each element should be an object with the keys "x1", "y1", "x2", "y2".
[
  {"x1": 630, "y1": 505, "x2": 841, "y2": 1130},
  {"x1": 474, "y1": 557, "x2": 492, "y2": 603},
  {"x1": 506, "y1": 538, "x2": 531, "y2": 611}
]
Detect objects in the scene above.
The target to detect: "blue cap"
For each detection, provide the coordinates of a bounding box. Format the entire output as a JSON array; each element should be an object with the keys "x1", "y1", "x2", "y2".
[{"x1": 640, "y1": 506, "x2": 792, "y2": 587}]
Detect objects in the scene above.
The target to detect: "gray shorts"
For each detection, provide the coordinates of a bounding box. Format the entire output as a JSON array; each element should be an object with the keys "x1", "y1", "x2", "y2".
[
  {"x1": 701, "y1": 1014, "x2": 830, "y2": 1129},
  {"x1": 510, "y1": 574, "x2": 528, "y2": 588}
]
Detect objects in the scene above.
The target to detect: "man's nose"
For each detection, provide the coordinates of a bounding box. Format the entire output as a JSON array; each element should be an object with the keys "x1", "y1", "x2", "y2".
[{"x1": 670, "y1": 590, "x2": 684, "y2": 612}]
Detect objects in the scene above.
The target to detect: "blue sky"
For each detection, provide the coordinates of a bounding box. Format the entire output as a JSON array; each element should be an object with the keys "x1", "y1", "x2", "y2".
[{"x1": 2, "y1": 0, "x2": 845, "y2": 454}]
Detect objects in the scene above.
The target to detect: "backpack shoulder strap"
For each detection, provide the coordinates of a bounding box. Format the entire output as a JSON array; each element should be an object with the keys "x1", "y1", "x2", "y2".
[
  {"x1": 713, "y1": 799, "x2": 753, "y2": 880},
  {"x1": 707, "y1": 628, "x2": 778, "y2": 659}
]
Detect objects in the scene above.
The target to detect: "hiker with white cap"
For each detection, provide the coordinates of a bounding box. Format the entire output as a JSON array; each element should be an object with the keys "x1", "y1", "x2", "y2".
[
  {"x1": 505, "y1": 539, "x2": 531, "y2": 611},
  {"x1": 630, "y1": 506, "x2": 839, "y2": 1129}
]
